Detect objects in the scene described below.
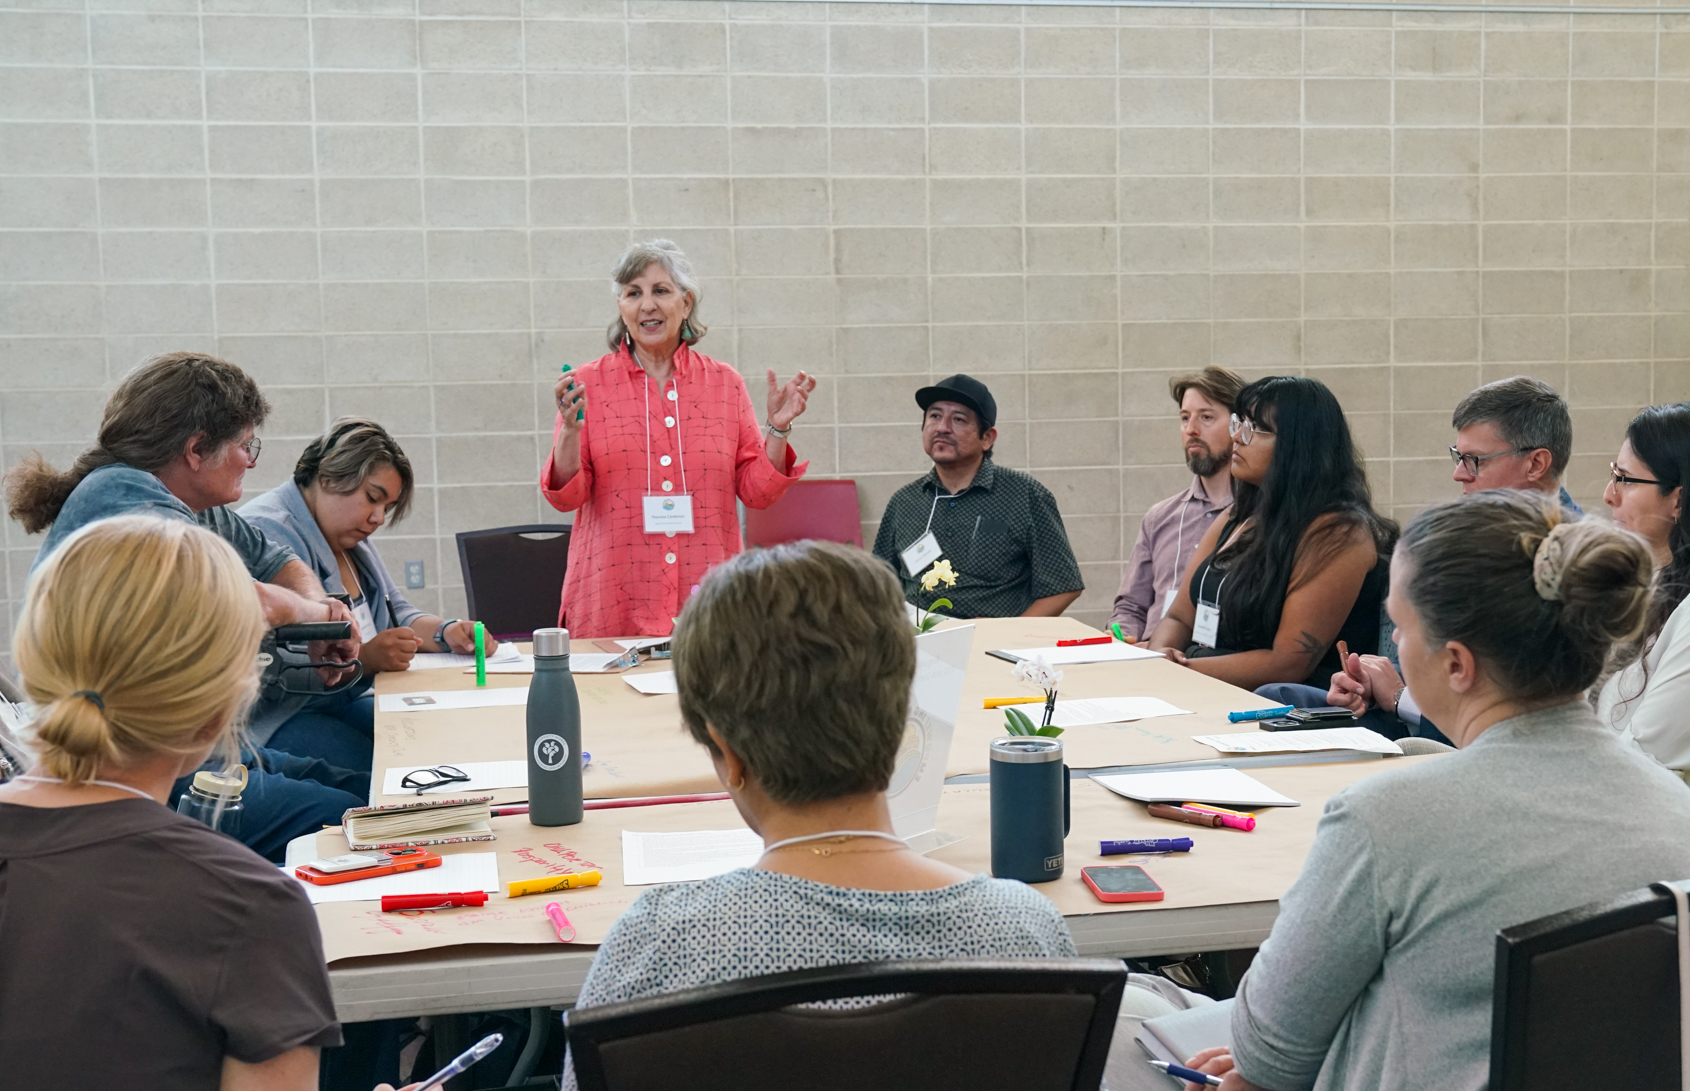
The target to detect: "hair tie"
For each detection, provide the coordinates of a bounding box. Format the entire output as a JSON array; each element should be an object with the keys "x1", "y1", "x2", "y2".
[
  {"x1": 1532, "y1": 524, "x2": 1574, "y2": 602},
  {"x1": 70, "y1": 689, "x2": 105, "y2": 712}
]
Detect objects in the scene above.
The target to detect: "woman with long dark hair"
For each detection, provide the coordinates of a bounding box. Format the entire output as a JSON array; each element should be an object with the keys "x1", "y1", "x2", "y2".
[
  {"x1": 1146, "y1": 376, "x2": 1397, "y2": 690},
  {"x1": 1595, "y1": 402, "x2": 1690, "y2": 778}
]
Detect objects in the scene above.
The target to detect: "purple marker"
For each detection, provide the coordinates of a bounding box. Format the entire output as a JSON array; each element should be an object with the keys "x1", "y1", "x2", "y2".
[{"x1": 1101, "y1": 837, "x2": 1193, "y2": 855}]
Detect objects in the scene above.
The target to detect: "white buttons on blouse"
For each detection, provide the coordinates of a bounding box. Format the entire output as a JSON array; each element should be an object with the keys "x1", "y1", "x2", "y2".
[
  {"x1": 664, "y1": 416, "x2": 675, "y2": 427},
  {"x1": 666, "y1": 390, "x2": 677, "y2": 402},
  {"x1": 662, "y1": 481, "x2": 674, "y2": 492},
  {"x1": 659, "y1": 455, "x2": 671, "y2": 466},
  {"x1": 664, "y1": 552, "x2": 676, "y2": 564}
]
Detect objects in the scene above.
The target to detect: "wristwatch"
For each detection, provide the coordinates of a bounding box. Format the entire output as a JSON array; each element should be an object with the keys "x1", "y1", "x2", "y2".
[
  {"x1": 434, "y1": 618, "x2": 462, "y2": 650},
  {"x1": 765, "y1": 419, "x2": 792, "y2": 438},
  {"x1": 1390, "y1": 685, "x2": 1407, "y2": 718}
]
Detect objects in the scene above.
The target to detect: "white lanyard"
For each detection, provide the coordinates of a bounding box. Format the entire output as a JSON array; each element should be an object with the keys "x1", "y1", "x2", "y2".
[
  {"x1": 1173, "y1": 477, "x2": 1196, "y2": 565},
  {"x1": 923, "y1": 489, "x2": 942, "y2": 537},
  {"x1": 763, "y1": 829, "x2": 906, "y2": 852},
  {"x1": 16, "y1": 774, "x2": 154, "y2": 801},
  {"x1": 641, "y1": 371, "x2": 688, "y2": 497}
]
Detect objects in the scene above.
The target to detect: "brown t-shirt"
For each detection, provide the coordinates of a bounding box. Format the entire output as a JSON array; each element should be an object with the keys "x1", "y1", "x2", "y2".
[{"x1": 0, "y1": 799, "x2": 342, "y2": 1089}]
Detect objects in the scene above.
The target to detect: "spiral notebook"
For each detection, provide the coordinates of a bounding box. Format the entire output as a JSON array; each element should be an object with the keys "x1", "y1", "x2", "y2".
[{"x1": 340, "y1": 795, "x2": 496, "y2": 851}]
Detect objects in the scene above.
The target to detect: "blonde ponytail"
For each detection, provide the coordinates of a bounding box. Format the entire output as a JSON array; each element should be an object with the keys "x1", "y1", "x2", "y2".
[{"x1": 13, "y1": 516, "x2": 266, "y2": 785}]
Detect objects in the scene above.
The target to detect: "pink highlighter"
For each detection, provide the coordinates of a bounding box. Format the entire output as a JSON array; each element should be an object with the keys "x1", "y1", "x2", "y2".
[
  {"x1": 544, "y1": 902, "x2": 577, "y2": 943},
  {"x1": 1182, "y1": 804, "x2": 1257, "y2": 832}
]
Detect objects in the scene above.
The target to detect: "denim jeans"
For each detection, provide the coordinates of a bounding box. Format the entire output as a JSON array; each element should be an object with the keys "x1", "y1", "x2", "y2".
[
  {"x1": 170, "y1": 745, "x2": 369, "y2": 863},
  {"x1": 266, "y1": 681, "x2": 376, "y2": 773}
]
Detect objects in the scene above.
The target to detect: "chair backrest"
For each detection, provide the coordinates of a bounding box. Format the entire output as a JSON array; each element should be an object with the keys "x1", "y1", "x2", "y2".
[
  {"x1": 567, "y1": 957, "x2": 1126, "y2": 1091},
  {"x1": 1492, "y1": 884, "x2": 1680, "y2": 1091},
  {"x1": 743, "y1": 478, "x2": 863, "y2": 549},
  {"x1": 454, "y1": 524, "x2": 572, "y2": 642}
]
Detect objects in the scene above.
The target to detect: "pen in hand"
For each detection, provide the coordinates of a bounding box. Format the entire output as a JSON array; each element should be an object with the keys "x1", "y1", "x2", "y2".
[
  {"x1": 411, "y1": 1031, "x2": 504, "y2": 1091},
  {"x1": 1148, "y1": 1059, "x2": 1223, "y2": 1087}
]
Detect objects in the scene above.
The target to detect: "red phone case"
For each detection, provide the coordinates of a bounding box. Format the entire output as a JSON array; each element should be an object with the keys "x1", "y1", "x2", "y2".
[
  {"x1": 295, "y1": 848, "x2": 443, "y2": 886},
  {"x1": 1081, "y1": 865, "x2": 1165, "y2": 903}
]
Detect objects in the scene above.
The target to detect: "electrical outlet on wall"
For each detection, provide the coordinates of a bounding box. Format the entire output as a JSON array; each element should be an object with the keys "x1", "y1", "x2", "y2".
[{"x1": 405, "y1": 560, "x2": 425, "y2": 589}]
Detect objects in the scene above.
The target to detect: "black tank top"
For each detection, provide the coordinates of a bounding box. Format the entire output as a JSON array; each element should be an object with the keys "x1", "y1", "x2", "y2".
[{"x1": 1183, "y1": 515, "x2": 1387, "y2": 688}]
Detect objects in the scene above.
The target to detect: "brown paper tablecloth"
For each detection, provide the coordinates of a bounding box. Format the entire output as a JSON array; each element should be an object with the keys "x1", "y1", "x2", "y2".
[
  {"x1": 371, "y1": 621, "x2": 1283, "y2": 808},
  {"x1": 313, "y1": 756, "x2": 1431, "y2": 964}
]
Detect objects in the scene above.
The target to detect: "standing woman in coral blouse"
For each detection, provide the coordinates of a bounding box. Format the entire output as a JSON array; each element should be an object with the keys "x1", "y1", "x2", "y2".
[{"x1": 541, "y1": 240, "x2": 817, "y2": 638}]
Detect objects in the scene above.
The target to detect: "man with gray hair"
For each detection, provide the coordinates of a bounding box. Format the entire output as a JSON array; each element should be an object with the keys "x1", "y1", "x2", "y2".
[{"x1": 1449, "y1": 375, "x2": 1582, "y2": 518}]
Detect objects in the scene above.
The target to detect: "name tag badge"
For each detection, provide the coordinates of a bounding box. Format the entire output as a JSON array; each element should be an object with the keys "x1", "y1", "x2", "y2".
[
  {"x1": 900, "y1": 531, "x2": 943, "y2": 577},
  {"x1": 1192, "y1": 600, "x2": 1221, "y2": 649},
  {"x1": 643, "y1": 493, "x2": 695, "y2": 534},
  {"x1": 352, "y1": 600, "x2": 378, "y2": 642},
  {"x1": 1162, "y1": 586, "x2": 1179, "y2": 616}
]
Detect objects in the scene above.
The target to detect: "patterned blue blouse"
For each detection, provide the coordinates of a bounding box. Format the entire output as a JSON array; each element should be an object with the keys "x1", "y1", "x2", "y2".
[{"x1": 562, "y1": 868, "x2": 1076, "y2": 1087}]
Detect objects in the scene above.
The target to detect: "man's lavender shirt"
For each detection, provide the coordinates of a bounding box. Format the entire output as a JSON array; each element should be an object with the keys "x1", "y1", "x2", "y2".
[{"x1": 1110, "y1": 476, "x2": 1230, "y2": 639}]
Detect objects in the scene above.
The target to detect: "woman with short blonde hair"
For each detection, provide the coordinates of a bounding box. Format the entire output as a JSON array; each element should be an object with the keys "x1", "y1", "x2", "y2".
[{"x1": 0, "y1": 515, "x2": 340, "y2": 1090}]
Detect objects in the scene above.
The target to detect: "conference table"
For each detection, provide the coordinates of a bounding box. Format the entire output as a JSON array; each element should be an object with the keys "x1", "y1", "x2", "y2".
[{"x1": 316, "y1": 616, "x2": 1429, "y2": 1022}]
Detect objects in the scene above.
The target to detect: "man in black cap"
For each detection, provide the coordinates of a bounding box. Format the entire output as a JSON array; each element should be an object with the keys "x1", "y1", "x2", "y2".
[{"x1": 870, "y1": 374, "x2": 1084, "y2": 618}]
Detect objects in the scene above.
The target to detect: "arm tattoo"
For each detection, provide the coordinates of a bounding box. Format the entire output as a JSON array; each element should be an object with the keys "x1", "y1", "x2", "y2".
[{"x1": 1294, "y1": 630, "x2": 1325, "y2": 662}]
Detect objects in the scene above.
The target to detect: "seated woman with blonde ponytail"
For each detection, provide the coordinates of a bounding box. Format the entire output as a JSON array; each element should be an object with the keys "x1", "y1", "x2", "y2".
[
  {"x1": 1162, "y1": 492, "x2": 1690, "y2": 1091},
  {"x1": 0, "y1": 516, "x2": 341, "y2": 1090}
]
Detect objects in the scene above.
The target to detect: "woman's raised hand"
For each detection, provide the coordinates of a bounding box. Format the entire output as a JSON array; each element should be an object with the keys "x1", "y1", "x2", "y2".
[
  {"x1": 766, "y1": 369, "x2": 817, "y2": 431},
  {"x1": 553, "y1": 370, "x2": 587, "y2": 434}
]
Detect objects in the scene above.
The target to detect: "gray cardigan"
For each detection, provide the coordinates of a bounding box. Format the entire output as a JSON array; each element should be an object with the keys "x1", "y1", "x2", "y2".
[
  {"x1": 240, "y1": 481, "x2": 428, "y2": 745},
  {"x1": 1231, "y1": 700, "x2": 1690, "y2": 1091}
]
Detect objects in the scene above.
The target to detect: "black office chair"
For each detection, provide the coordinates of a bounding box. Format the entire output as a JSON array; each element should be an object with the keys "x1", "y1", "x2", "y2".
[
  {"x1": 1491, "y1": 883, "x2": 1684, "y2": 1091},
  {"x1": 455, "y1": 524, "x2": 571, "y2": 641},
  {"x1": 566, "y1": 957, "x2": 1126, "y2": 1091}
]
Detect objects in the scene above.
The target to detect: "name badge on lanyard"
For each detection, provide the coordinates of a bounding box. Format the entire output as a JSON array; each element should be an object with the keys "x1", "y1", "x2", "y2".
[
  {"x1": 643, "y1": 494, "x2": 695, "y2": 534},
  {"x1": 641, "y1": 371, "x2": 694, "y2": 535},
  {"x1": 1192, "y1": 570, "x2": 1226, "y2": 649},
  {"x1": 901, "y1": 530, "x2": 942, "y2": 577},
  {"x1": 352, "y1": 600, "x2": 378, "y2": 642},
  {"x1": 1162, "y1": 586, "x2": 1180, "y2": 616}
]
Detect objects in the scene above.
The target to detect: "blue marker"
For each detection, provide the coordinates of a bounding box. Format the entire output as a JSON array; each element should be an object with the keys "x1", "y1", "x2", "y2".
[
  {"x1": 1228, "y1": 705, "x2": 1294, "y2": 723},
  {"x1": 1149, "y1": 1060, "x2": 1222, "y2": 1087},
  {"x1": 1101, "y1": 837, "x2": 1193, "y2": 856}
]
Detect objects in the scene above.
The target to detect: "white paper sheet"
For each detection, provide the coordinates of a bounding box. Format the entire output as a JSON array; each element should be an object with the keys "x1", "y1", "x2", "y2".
[
  {"x1": 1192, "y1": 726, "x2": 1403, "y2": 756},
  {"x1": 994, "y1": 642, "x2": 1165, "y2": 666},
  {"x1": 621, "y1": 828, "x2": 764, "y2": 885},
  {"x1": 1092, "y1": 767, "x2": 1299, "y2": 808},
  {"x1": 1046, "y1": 696, "x2": 1193, "y2": 727},
  {"x1": 376, "y1": 688, "x2": 529, "y2": 712},
  {"x1": 622, "y1": 671, "x2": 679, "y2": 695},
  {"x1": 381, "y1": 759, "x2": 528, "y2": 796},
  {"x1": 293, "y1": 851, "x2": 502, "y2": 904},
  {"x1": 615, "y1": 638, "x2": 671, "y2": 651},
  {"x1": 408, "y1": 643, "x2": 524, "y2": 671},
  {"x1": 892, "y1": 624, "x2": 973, "y2": 841},
  {"x1": 460, "y1": 652, "x2": 629, "y2": 675}
]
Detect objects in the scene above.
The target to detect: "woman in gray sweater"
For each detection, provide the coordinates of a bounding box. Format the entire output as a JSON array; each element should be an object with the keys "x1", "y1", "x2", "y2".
[{"x1": 1180, "y1": 490, "x2": 1690, "y2": 1091}]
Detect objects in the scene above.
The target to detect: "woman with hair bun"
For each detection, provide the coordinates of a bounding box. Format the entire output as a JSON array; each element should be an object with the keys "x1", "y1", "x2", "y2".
[
  {"x1": 1167, "y1": 491, "x2": 1690, "y2": 1091},
  {"x1": 0, "y1": 515, "x2": 340, "y2": 1089},
  {"x1": 1596, "y1": 402, "x2": 1690, "y2": 778}
]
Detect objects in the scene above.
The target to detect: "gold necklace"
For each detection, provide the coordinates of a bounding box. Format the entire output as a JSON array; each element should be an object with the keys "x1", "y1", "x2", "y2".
[{"x1": 764, "y1": 836, "x2": 906, "y2": 858}]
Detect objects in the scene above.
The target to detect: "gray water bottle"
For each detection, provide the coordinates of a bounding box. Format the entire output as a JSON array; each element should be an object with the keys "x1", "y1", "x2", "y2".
[{"x1": 526, "y1": 627, "x2": 582, "y2": 826}]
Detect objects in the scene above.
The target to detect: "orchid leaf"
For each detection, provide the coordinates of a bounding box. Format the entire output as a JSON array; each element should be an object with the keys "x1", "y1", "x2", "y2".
[{"x1": 1004, "y1": 706, "x2": 1037, "y2": 736}]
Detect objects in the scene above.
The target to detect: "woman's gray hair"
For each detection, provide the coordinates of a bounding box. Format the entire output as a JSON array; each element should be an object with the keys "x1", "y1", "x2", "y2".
[
  {"x1": 292, "y1": 417, "x2": 414, "y2": 523},
  {"x1": 606, "y1": 239, "x2": 707, "y2": 352}
]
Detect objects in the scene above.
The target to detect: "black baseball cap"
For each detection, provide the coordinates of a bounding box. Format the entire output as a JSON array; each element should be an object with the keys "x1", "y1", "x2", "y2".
[{"x1": 915, "y1": 374, "x2": 997, "y2": 432}]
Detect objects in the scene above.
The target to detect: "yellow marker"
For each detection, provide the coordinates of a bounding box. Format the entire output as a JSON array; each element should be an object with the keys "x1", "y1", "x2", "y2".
[
  {"x1": 508, "y1": 870, "x2": 603, "y2": 898},
  {"x1": 983, "y1": 696, "x2": 1045, "y2": 709},
  {"x1": 1182, "y1": 803, "x2": 1254, "y2": 820}
]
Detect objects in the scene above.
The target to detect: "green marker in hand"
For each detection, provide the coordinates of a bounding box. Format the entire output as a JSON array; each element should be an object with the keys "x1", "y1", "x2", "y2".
[
  {"x1": 561, "y1": 364, "x2": 583, "y2": 422},
  {"x1": 474, "y1": 621, "x2": 487, "y2": 687}
]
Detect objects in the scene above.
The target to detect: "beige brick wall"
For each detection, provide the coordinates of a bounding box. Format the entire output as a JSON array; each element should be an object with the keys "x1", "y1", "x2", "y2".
[{"x1": 0, "y1": 0, "x2": 1685, "y2": 640}]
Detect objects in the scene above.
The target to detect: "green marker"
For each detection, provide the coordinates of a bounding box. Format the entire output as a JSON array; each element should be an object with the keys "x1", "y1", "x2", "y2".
[
  {"x1": 474, "y1": 621, "x2": 487, "y2": 687},
  {"x1": 1110, "y1": 622, "x2": 1126, "y2": 642},
  {"x1": 561, "y1": 364, "x2": 583, "y2": 422}
]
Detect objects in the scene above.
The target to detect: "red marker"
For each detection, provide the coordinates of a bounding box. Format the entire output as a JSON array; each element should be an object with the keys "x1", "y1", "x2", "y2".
[
  {"x1": 381, "y1": 891, "x2": 489, "y2": 912},
  {"x1": 1056, "y1": 636, "x2": 1113, "y2": 647}
]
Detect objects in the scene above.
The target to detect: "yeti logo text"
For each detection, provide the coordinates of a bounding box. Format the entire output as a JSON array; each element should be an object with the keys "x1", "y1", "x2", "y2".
[
  {"x1": 1044, "y1": 854, "x2": 1064, "y2": 872},
  {"x1": 534, "y1": 733, "x2": 570, "y2": 771}
]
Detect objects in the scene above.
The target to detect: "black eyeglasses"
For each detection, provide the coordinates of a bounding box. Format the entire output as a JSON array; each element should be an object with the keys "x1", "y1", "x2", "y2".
[
  {"x1": 238, "y1": 437, "x2": 263, "y2": 466},
  {"x1": 400, "y1": 765, "x2": 469, "y2": 795},
  {"x1": 1610, "y1": 463, "x2": 1662, "y2": 488},
  {"x1": 1449, "y1": 445, "x2": 1528, "y2": 476}
]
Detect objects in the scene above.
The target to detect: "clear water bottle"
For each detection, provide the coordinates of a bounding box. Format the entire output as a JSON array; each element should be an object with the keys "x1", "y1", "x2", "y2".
[
  {"x1": 526, "y1": 627, "x2": 582, "y2": 826},
  {"x1": 175, "y1": 767, "x2": 246, "y2": 839}
]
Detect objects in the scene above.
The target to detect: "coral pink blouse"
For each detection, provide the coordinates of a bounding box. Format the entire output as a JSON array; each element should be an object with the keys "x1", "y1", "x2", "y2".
[{"x1": 540, "y1": 344, "x2": 807, "y2": 638}]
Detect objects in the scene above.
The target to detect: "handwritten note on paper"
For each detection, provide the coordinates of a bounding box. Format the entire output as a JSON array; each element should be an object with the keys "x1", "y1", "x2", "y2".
[
  {"x1": 409, "y1": 643, "x2": 524, "y2": 671},
  {"x1": 621, "y1": 828, "x2": 764, "y2": 885}
]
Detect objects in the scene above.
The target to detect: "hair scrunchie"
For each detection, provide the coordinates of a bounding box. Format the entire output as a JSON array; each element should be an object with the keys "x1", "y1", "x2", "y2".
[
  {"x1": 1532, "y1": 523, "x2": 1574, "y2": 602},
  {"x1": 70, "y1": 689, "x2": 105, "y2": 712}
]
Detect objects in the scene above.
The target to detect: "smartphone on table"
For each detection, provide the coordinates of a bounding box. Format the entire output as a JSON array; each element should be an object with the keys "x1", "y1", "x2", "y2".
[
  {"x1": 1081, "y1": 865, "x2": 1165, "y2": 903},
  {"x1": 295, "y1": 847, "x2": 442, "y2": 885}
]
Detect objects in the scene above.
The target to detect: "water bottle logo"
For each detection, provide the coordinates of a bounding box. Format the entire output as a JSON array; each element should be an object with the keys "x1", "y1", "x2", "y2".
[{"x1": 534, "y1": 733, "x2": 570, "y2": 771}]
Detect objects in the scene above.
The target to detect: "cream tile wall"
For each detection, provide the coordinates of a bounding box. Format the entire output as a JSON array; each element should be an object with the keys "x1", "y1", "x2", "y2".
[{"x1": 0, "y1": 0, "x2": 1685, "y2": 641}]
